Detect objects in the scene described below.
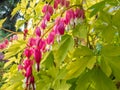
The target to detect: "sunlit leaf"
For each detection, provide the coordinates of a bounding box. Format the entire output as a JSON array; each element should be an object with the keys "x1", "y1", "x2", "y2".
[
  {"x1": 54, "y1": 34, "x2": 74, "y2": 66},
  {"x1": 105, "y1": 56, "x2": 120, "y2": 80},
  {"x1": 76, "y1": 67, "x2": 117, "y2": 90},
  {"x1": 65, "y1": 56, "x2": 95, "y2": 79},
  {"x1": 101, "y1": 45, "x2": 120, "y2": 56},
  {"x1": 100, "y1": 57, "x2": 112, "y2": 77},
  {"x1": 73, "y1": 46, "x2": 94, "y2": 57},
  {"x1": 89, "y1": 1, "x2": 105, "y2": 17}
]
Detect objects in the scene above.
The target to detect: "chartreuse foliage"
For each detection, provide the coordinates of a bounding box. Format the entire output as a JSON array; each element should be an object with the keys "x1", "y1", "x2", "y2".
[{"x1": 1, "y1": 0, "x2": 120, "y2": 90}]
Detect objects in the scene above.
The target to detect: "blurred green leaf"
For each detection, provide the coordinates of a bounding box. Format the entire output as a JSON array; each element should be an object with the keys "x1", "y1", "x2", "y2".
[
  {"x1": 4, "y1": 57, "x2": 16, "y2": 68},
  {"x1": 73, "y1": 46, "x2": 94, "y2": 57},
  {"x1": 65, "y1": 56, "x2": 95, "y2": 79},
  {"x1": 102, "y1": 25, "x2": 116, "y2": 43},
  {"x1": 105, "y1": 56, "x2": 120, "y2": 80},
  {"x1": 54, "y1": 34, "x2": 74, "y2": 66},
  {"x1": 101, "y1": 45, "x2": 120, "y2": 56},
  {"x1": 72, "y1": 23, "x2": 88, "y2": 38},
  {"x1": 112, "y1": 10, "x2": 120, "y2": 30},
  {"x1": 89, "y1": 1, "x2": 105, "y2": 17},
  {"x1": 42, "y1": 51, "x2": 54, "y2": 69},
  {"x1": 100, "y1": 57, "x2": 112, "y2": 77},
  {"x1": 76, "y1": 67, "x2": 117, "y2": 90},
  {"x1": 53, "y1": 80, "x2": 71, "y2": 90}
]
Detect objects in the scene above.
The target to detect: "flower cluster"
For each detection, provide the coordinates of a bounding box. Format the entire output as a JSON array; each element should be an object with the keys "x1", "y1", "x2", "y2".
[
  {"x1": 0, "y1": 39, "x2": 9, "y2": 50},
  {"x1": 18, "y1": 30, "x2": 45, "y2": 89},
  {"x1": 64, "y1": 8, "x2": 85, "y2": 27},
  {"x1": 0, "y1": 35, "x2": 18, "y2": 50},
  {"x1": 18, "y1": 1, "x2": 85, "y2": 90},
  {"x1": 18, "y1": 48, "x2": 35, "y2": 90}
]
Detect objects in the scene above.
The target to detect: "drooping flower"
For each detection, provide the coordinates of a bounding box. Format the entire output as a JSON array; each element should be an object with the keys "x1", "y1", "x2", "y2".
[
  {"x1": 41, "y1": 19, "x2": 47, "y2": 29},
  {"x1": 64, "y1": 9, "x2": 75, "y2": 25},
  {"x1": 30, "y1": 75, "x2": 35, "y2": 90},
  {"x1": 54, "y1": 18, "x2": 65, "y2": 35},
  {"x1": 47, "y1": 30, "x2": 55, "y2": 44},
  {"x1": 36, "y1": 38, "x2": 46, "y2": 51},
  {"x1": 34, "y1": 48, "x2": 42, "y2": 71},
  {"x1": 57, "y1": 22, "x2": 65, "y2": 35},
  {"x1": 26, "y1": 65, "x2": 32, "y2": 77},
  {"x1": 24, "y1": 48, "x2": 33, "y2": 58},
  {"x1": 34, "y1": 48, "x2": 42, "y2": 63},
  {"x1": 30, "y1": 75, "x2": 35, "y2": 84},
  {"x1": 75, "y1": 8, "x2": 85, "y2": 19},
  {"x1": 28, "y1": 38, "x2": 36, "y2": 47},
  {"x1": 23, "y1": 59, "x2": 33, "y2": 70}
]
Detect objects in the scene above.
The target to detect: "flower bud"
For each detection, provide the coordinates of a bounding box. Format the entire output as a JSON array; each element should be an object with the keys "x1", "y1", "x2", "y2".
[
  {"x1": 35, "y1": 27, "x2": 41, "y2": 37},
  {"x1": 41, "y1": 20, "x2": 47, "y2": 29},
  {"x1": 34, "y1": 48, "x2": 42, "y2": 71}
]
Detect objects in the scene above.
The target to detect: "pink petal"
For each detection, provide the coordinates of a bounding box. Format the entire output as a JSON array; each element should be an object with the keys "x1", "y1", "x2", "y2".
[
  {"x1": 34, "y1": 48, "x2": 42, "y2": 64},
  {"x1": 57, "y1": 22, "x2": 65, "y2": 35}
]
